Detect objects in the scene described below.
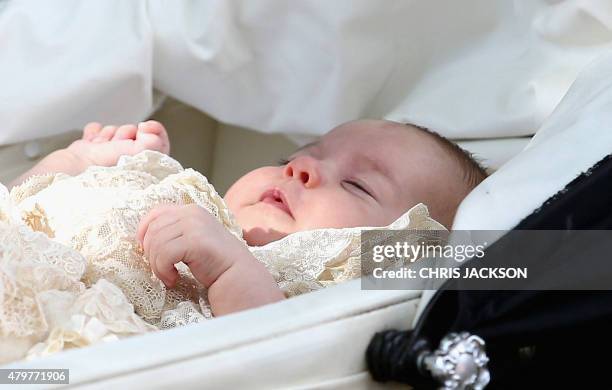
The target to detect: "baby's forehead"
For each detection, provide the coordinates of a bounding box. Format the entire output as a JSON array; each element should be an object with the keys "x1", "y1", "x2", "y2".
[
  {"x1": 292, "y1": 121, "x2": 439, "y2": 169},
  {"x1": 319, "y1": 121, "x2": 428, "y2": 154}
]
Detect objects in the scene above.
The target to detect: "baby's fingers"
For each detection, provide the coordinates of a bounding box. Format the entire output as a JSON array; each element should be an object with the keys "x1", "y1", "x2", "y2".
[
  {"x1": 93, "y1": 126, "x2": 118, "y2": 143},
  {"x1": 82, "y1": 122, "x2": 102, "y2": 141},
  {"x1": 152, "y1": 236, "x2": 185, "y2": 288},
  {"x1": 135, "y1": 121, "x2": 170, "y2": 155},
  {"x1": 136, "y1": 204, "x2": 179, "y2": 244},
  {"x1": 147, "y1": 222, "x2": 184, "y2": 287},
  {"x1": 143, "y1": 217, "x2": 180, "y2": 265},
  {"x1": 113, "y1": 124, "x2": 138, "y2": 141}
]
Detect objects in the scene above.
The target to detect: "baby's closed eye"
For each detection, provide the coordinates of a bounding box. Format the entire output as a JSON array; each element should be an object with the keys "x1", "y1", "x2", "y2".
[{"x1": 342, "y1": 179, "x2": 375, "y2": 199}]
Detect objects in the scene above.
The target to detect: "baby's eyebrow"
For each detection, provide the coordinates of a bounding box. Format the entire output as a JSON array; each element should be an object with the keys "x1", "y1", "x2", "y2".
[
  {"x1": 360, "y1": 154, "x2": 399, "y2": 191},
  {"x1": 362, "y1": 155, "x2": 391, "y2": 179},
  {"x1": 290, "y1": 140, "x2": 320, "y2": 156}
]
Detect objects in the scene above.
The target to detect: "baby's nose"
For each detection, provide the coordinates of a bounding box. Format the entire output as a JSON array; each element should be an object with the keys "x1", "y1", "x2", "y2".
[{"x1": 283, "y1": 156, "x2": 321, "y2": 188}]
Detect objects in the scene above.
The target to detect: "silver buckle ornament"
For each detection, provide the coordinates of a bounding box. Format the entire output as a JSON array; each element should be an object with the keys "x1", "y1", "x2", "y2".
[{"x1": 418, "y1": 332, "x2": 490, "y2": 390}]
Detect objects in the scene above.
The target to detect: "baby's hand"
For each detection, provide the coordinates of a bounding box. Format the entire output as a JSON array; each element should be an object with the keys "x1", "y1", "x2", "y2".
[
  {"x1": 137, "y1": 204, "x2": 285, "y2": 315},
  {"x1": 136, "y1": 204, "x2": 248, "y2": 289},
  {"x1": 67, "y1": 121, "x2": 170, "y2": 168}
]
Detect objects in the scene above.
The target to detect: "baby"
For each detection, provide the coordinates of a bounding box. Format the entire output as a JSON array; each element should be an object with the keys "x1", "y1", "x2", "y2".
[{"x1": 9, "y1": 119, "x2": 487, "y2": 317}]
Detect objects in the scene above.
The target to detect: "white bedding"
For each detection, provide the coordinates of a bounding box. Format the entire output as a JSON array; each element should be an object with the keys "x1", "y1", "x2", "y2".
[
  {"x1": 3, "y1": 281, "x2": 420, "y2": 389},
  {"x1": 453, "y1": 49, "x2": 612, "y2": 232},
  {"x1": 1, "y1": 0, "x2": 612, "y2": 144}
]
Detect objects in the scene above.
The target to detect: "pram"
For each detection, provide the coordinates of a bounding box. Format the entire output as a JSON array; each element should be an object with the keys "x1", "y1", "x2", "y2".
[{"x1": 1, "y1": 1, "x2": 611, "y2": 388}]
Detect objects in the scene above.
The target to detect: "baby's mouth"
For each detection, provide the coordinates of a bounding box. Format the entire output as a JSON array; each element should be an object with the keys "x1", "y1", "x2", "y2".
[{"x1": 259, "y1": 188, "x2": 294, "y2": 218}]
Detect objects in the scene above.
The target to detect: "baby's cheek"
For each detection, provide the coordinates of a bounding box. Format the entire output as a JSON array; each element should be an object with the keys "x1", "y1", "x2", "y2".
[
  {"x1": 223, "y1": 187, "x2": 242, "y2": 214},
  {"x1": 301, "y1": 201, "x2": 379, "y2": 230},
  {"x1": 224, "y1": 167, "x2": 278, "y2": 211}
]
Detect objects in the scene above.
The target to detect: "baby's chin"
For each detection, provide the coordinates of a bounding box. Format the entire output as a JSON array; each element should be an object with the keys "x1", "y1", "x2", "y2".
[
  {"x1": 232, "y1": 204, "x2": 295, "y2": 246},
  {"x1": 242, "y1": 227, "x2": 289, "y2": 246}
]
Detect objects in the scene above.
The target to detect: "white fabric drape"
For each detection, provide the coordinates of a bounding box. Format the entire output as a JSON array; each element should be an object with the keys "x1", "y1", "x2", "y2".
[
  {"x1": 1, "y1": 0, "x2": 611, "y2": 145},
  {"x1": 413, "y1": 48, "x2": 612, "y2": 326},
  {"x1": 452, "y1": 49, "x2": 612, "y2": 231}
]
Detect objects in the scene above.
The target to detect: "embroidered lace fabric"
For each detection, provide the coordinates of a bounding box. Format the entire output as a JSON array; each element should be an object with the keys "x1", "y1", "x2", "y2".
[{"x1": 0, "y1": 151, "x2": 445, "y2": 363}]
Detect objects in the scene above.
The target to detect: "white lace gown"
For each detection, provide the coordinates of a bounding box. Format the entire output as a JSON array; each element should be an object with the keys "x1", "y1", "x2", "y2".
[{"x1": 0, "y1": 151, "x2": 444, "y2": 363}]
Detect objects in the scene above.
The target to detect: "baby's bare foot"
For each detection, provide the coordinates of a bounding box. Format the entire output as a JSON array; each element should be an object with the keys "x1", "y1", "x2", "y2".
[{"x1": 68, "y1": 120, "x2": 171, "y2": 168}]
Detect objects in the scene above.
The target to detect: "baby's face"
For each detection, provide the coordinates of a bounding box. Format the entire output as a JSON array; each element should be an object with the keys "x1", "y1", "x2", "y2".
[{"x1": 224, "y1": 120, "x2": 462, "y2": 246}]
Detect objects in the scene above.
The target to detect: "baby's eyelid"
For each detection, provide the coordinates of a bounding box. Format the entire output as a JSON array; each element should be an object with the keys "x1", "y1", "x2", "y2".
[{"x1": 343, "y1": 180, "x2": 376, "y2": 200}]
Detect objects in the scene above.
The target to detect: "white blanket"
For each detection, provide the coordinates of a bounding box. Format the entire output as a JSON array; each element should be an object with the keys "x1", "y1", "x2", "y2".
[
  {"x1": 413, "y1": 48, "x2": 612, "y2": 325},
  {"x1": 1, "y1": 0, "x2": 611, "y2": 144}
]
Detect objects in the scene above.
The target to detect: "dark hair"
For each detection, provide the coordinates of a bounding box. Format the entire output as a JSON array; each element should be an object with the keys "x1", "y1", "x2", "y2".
[{"x1": 409, "y1": 124, "x2": 489, "y2": 188}]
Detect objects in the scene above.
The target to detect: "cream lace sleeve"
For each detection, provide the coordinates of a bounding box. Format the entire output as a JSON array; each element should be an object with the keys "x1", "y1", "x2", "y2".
[{"x1": 10, "y1": 151, "x2": 242, "y2": 327}]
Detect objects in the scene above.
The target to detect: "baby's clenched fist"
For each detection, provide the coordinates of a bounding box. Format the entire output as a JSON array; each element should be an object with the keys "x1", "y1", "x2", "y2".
[{"x1": 136, "y1": 204, "x2": 249, "y2": 289}]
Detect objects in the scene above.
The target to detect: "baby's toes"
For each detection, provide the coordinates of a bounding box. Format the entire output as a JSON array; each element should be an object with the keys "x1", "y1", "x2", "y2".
[
  {"x1": 112, "y1": 124, "x2": 138, "y2": 141},
  {"x1": 82, "y1": 122, "x2": 102, "y2": 141},
  {"x1": 93, "y1": 125, "x2": 118, "y2": 143},
  {"x1": 135, "y1": 121, "x2": 170, "y2": 154}
]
